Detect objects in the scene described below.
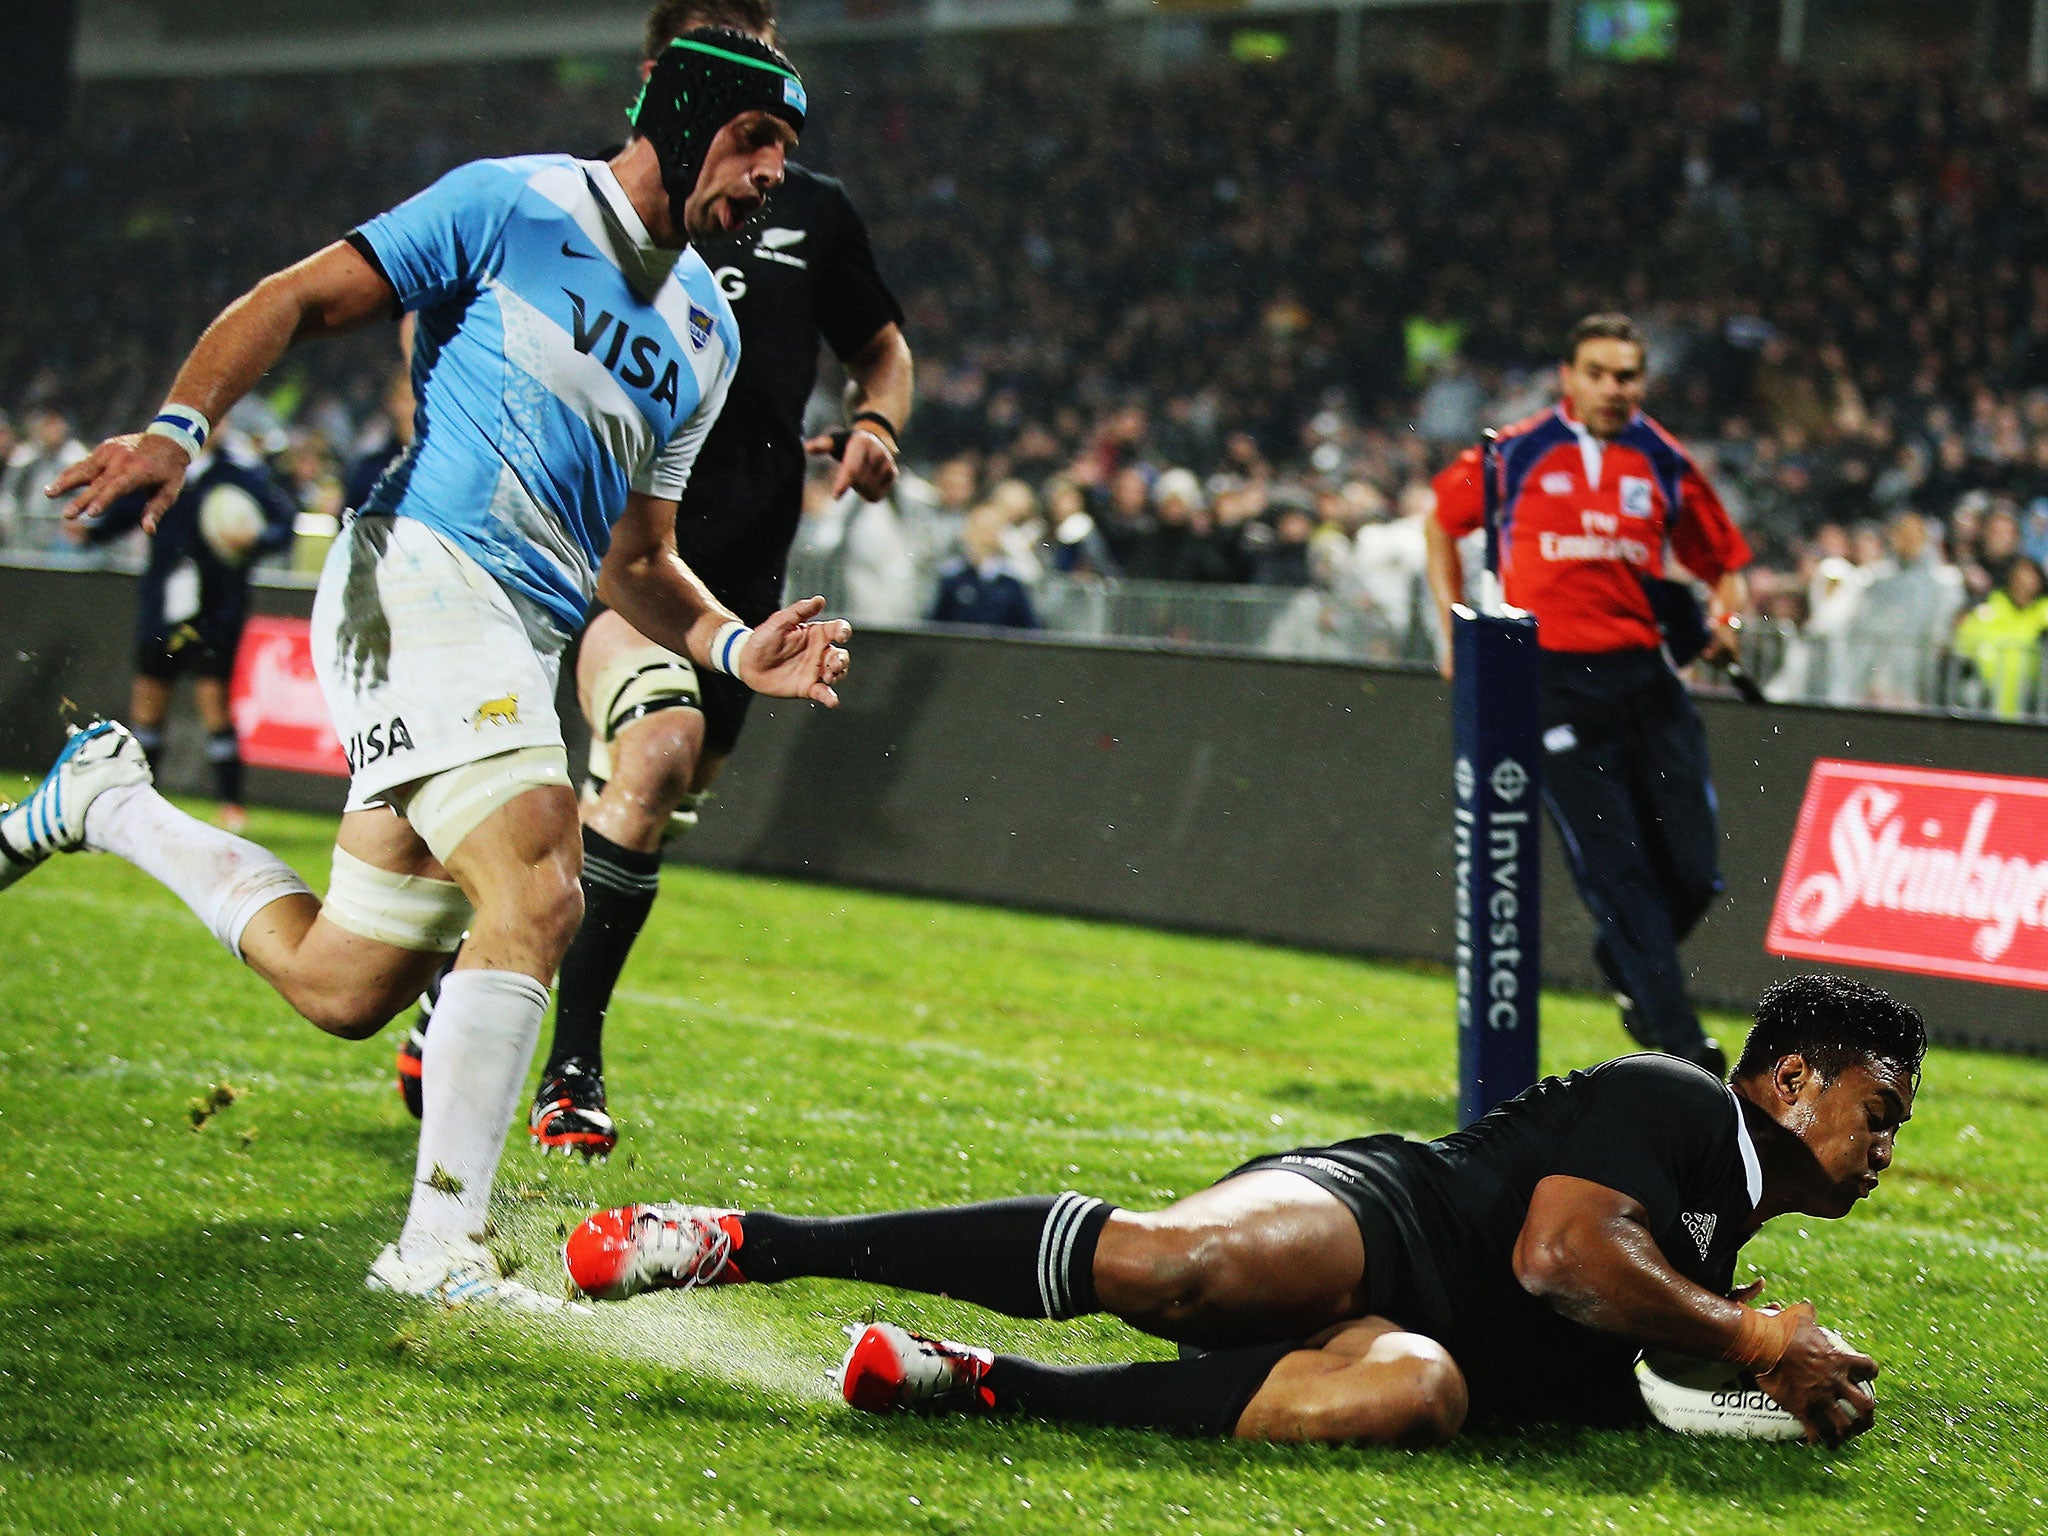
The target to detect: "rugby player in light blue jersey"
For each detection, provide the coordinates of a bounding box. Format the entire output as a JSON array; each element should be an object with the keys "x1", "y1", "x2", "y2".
[{"x1": 14, "y1": 30, "x2": 845, "y2": 1310}]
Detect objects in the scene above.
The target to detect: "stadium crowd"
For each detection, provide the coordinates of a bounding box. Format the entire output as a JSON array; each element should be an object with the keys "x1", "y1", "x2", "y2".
[{"x1": 7, "y1": 51, "x2": 2048, "y2": 713}]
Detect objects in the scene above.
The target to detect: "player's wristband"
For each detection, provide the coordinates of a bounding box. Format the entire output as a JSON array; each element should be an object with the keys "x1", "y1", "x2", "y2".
[
  {"x1": 709, "y1": 620, "x2": 753, "y2": 679},
  {"x1": 851, "y1": 409, "x2": 899, "y2": 448},
  {"x1": 1724, "y1": 1306, "x2": 1798, "y2": 1374},
  {"x1": 144, "y1": 404, "x2": 211, "y2": 460}
]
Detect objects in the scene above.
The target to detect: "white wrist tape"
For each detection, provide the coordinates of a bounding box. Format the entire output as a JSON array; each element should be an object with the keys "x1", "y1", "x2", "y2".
[
  {"x1": 710, "y1": 620, "x2": 753, "y2": 678},
  {"x1": 144, "y1": 403, "x2": 211, "y2": 460}
]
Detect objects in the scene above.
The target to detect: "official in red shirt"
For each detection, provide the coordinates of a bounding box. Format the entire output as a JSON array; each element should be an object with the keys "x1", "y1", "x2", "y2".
[{"x1": 1425, "y1": 314, "x2": 1752, "y2": 1075}]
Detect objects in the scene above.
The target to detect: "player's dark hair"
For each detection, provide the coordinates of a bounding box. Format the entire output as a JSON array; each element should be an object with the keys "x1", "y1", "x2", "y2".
[
  {"x1": 1735, "y1": 974, "x2": 1928, "y2": 1087},
  {"x1": 1567, "y1": 313, "x2": 1644, "y2": 365},
  {"x1": 644, "y1": 0, "x2": 777, "y2": 58}
]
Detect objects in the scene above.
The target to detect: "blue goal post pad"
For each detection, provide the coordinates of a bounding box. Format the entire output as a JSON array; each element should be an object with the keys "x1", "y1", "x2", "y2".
[{"x1": 1452, "y1": 606, "x2": 1542, "y2": 1125}]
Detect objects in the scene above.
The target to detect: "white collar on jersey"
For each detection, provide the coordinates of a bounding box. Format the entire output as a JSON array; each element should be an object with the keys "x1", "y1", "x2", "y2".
[
  {"x1": 1727, "y1": 1087, "x2": 1764, "y2": 1208},
  {"x1": 1553, "y1": 402, "x2": 1647, "y2": 492},
  {"x1": 584, "y1": 160, "x2": 684, "y2": 298}
]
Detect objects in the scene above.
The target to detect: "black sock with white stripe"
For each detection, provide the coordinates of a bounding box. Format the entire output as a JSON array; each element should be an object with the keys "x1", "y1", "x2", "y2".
[
  {"x1": 982, "y1": 1342, "x2": 1296, "y2": 1437},
  {"x1": 734, "y1": 1192, "x2": 1115, "y2": 1319},
  {"x1": 543, "y1": 827, "x2": 662, "y2": 1077}
]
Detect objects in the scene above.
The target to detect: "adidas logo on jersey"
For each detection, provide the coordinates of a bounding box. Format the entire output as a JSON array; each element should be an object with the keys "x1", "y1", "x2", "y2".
[
  {"x1": 1681, "y1": 1210, "x2": 1718, "y2": 1260},
  {"x1": 564, "y1": 291, "x2": 685, "y2": 409}
]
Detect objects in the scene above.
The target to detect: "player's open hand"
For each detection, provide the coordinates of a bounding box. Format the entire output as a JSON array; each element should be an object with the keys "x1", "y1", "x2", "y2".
[
  {"x1": 1754, "y1": 1301, "x2": 1879, "y2": 1447},
  {"x1": 736, "y1": 595, "x2": 852, "y2": 706},
  {"x1": 47, "y1": 432, "x2": 192, "y2": 532},
  {"x1": 805, "y1": 428, "x2": 899, "y2": 503}
]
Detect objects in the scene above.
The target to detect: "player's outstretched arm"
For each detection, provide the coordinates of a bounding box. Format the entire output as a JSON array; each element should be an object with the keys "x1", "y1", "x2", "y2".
[
  {"x1": 48, "y1": 242, "x2": 395, "y2": 531},
  {"x1": 599, "y1": 495, "x2": 851, "y2": 706},
  {"x1": 1514, "y1": 1175, "x2": 1877, "y2": 1445}
]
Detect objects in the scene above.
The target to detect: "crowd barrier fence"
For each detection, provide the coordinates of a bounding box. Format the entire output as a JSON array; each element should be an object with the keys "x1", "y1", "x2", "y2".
[{"x1": 4, "y1": 557, "x2": 2042, "y2": 1053}]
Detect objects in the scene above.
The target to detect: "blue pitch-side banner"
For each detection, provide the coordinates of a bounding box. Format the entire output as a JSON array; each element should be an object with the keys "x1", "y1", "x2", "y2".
[{"x1": 1453, "y1": 608, "x2": 1543, "y2": 1125}]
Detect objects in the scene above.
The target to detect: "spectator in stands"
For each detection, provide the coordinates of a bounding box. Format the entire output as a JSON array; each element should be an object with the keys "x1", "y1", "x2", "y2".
[
  {"x1": 1981, "y1": 504, "x2": 2024, "y2": 570},
  {"x1": 24, "y1": 47, "x2": 2048, "y2": 689},
  {"x1": 1953, "y1": 556, "x2": 2048, "y2": 719},
  {"x1": 1758, "y1": 586, "x2": 1819, "y2": 704},
  {"x1": 1044, "y1": 477, "x2": 1117, "y2": 579},
  {"x1": 1240, "y1": 500, "x2": 1313, "y2": 589},
  {"x1": 900, "y1": 452, "x2": 977, "y2": 584},
  {"x1": 929, "y1": 504, "x2": 1037, "y2": 631},
  {"x1": 1353, "y1": 480, "x2": 1436, "y2": 665},
  {"x1": 1845, "y1": 512, "x2": 1965, "y2": 708},
  {"x1": 0, "y1": 408, "x2": 88, "y2": 553},
  {"x1": 1118, "y1": 469, "x2": 1235, "y2": 584},
  {"x1": 986, "y1": 478, "x2": 1046, "y2": 589},
  {"x1": 1263, "y1": 530, "x2": 1392, "y2": 662}
]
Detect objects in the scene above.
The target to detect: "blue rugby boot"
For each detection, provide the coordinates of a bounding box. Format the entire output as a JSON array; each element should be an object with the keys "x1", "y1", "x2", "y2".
[{"x1": 0, "y1": 721, "x2": 151, "y2": 892}]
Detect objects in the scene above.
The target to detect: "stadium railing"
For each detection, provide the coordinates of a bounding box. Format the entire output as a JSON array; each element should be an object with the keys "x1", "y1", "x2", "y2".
[
  {"x1": 5, "y1": 543, "x2": 2039, "y2": 724},
  {"x1": 784, "y1": 546, "x2": 2048, "y2": 722}
]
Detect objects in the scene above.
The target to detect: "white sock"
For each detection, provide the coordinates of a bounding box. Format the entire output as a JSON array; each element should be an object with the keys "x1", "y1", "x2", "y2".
[
  {"x1": 82, "y1": 783, "x2": 312, "y2": 958},
  {"x1": 398, "y1": 968, "x2": 549, "y2": 1263}
]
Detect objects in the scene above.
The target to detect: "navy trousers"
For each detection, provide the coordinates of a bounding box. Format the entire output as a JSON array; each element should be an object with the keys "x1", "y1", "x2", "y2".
[{"x1": 1538, "y1": 648, "x2": 1722, "y2": 1055}]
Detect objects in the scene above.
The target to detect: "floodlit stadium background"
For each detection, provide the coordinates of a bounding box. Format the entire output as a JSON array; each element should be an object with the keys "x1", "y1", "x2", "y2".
[
  {"x1": 11, "y1": 1, "x2": 2048, "y2": 712},
  {"x1": 3, "y1": 7, "x2": 2048, "y2": 1533}
]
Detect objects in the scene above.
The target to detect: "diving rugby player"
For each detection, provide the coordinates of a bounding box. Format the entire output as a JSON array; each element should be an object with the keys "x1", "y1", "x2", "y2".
[
  {"x1": 11, "y1": 33, "x2": 847, "y2": 1310},
  {"x1": 569, "y1": 975, "x2": 1920, "y2": 1445},
  {"x1": 401, "y1": 0, "x2": 912, "y2": 1161}
]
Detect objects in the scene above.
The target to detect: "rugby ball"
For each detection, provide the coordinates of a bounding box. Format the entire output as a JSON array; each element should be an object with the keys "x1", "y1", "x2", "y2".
[
  {"x1": 1635, "y1": 1330, "x2": 1865, "y2": 1440},
  {"x1": 198, "y1": 483, "x2": 267, "y2": 564}
]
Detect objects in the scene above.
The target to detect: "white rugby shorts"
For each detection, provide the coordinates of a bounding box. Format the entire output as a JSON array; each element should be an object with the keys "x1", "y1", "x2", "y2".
[{"x1": 310, "y1": 514, "x2": 570, "y2": 812}]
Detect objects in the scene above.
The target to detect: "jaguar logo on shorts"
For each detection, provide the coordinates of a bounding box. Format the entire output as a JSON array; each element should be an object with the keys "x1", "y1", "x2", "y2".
[
  {"x1": 343, "y1": 715, "x2": 415, "y2": 773},
  {"x1": 470, "y1": 695, "x2": 521, "y2": 729}
]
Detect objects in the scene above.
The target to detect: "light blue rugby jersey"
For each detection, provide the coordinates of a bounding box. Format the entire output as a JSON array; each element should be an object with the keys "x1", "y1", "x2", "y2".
[{"x1": 353, "y1": 155, "x2": 740, "y2": 635}]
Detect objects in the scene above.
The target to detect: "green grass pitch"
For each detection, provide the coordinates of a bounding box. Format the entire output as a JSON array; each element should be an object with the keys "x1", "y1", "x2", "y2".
[{"x1": 0, "y1": 792, "x2": 2044, "y2": 1535}]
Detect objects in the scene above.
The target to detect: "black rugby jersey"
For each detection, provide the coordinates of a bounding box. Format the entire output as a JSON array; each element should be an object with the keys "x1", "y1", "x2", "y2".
[
  {"x1": 675, "y1": 163, "x2": 904, "y2": 597},
  {"x1": 1294, "y1": 1054, "x2": 1761, "y2": 1420}
]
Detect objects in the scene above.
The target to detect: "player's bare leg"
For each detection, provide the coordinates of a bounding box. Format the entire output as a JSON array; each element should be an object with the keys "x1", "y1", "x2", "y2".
[
  {"x1": 230, "y1": 807, "x2": 453, "y2": 1036},
  {"x1": 568, "y1": 1174, "x2": 1366, "y2": 1340},
  {"x1": 398, "y1": 609, "x2": 727, "y2": 1146},
  {"x1": 829, "y1": 1302, "x2": 1461, "y2": 1447},
  {"x1": 565, "y1": 1171, "x2": 1459, "y2": 1440},
  {"x1": 511, "y1": 609, "x2": 728, "y2": 1155},
  {"x1": 1092, "y1": 1171, "x2": 1372, "y2": 1345},
  {"x1": 2, "y1": 726, "x2": 586, "y2": 1308},
  {"x1": 235, "y1": 789, "x2": 581, "y2": 1029},
  {"x1": 579, "y1": 608, "x2": 719, "y2": 855},
  {"x1": 1233, "y1": 1318, "x2": 1467, "y2": 1445}
]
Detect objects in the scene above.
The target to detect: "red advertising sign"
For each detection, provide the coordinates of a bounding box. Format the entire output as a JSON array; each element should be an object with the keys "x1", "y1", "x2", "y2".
[
  {"x1": 229, "y1": 615, "x2": 348, "y2": 777},
  {"x1": 1767, "y1": 759, "x2": 2048, "y2": 989}
]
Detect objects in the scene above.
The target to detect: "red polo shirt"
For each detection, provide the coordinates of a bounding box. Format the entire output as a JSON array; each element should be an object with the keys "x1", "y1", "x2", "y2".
[{"x1": 1432, "y1": 405, "x2": 1751, "y2": 654}]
